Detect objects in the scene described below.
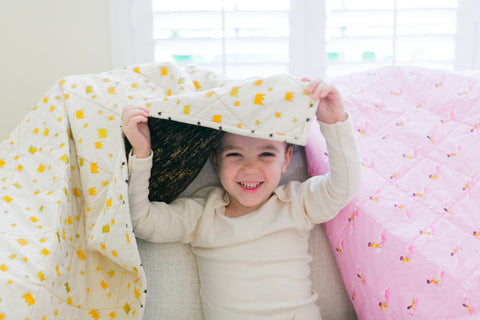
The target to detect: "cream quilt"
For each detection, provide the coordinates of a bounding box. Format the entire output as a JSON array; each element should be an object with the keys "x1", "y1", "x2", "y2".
[{"x1": 0, "y1": 62, "x2": 315, "y2": 319}]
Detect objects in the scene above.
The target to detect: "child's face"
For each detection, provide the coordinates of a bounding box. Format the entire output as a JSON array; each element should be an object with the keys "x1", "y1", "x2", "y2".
[{"x1": 211, "y1": 133, "x2": 293, "y2": 217}]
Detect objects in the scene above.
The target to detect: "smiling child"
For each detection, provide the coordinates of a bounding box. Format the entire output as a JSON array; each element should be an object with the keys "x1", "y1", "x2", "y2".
[{"x1": 122, "y1": 79, "x2": 361, "y2": 320}]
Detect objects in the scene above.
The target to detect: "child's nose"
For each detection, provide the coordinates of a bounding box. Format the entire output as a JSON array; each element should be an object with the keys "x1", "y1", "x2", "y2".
[{"x1": 242, "y1": 158, "x2": 259, "y2": 172}]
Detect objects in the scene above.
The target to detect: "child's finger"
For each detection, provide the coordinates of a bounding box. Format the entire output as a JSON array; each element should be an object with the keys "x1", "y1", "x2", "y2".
[
  {"x1": 124, "y1": 115, "x2": 148, "y2": 131},
  {"x1": 122, "y1": 107, "x2": 148, "y2": 125},
  {"x1": 314, "y1": 82, "x2": 339, "y2": 100},
  {"x1": 311, "y1": 81, "x2": 330, "y2": 100},
  {"x1": 124, "y1": 106, "x2": 149, "y2": 118},
  {"x1": 131, "y1": 115, "x2": 148, "y2": 125},
  {"x1": 307, "y1": 79, "x2": 322, "y2": 93}
]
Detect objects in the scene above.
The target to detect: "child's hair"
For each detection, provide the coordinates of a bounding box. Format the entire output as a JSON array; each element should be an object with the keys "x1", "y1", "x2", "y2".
[{"x1": 286, "y1": 143, "x2": 294, "y2": 152}]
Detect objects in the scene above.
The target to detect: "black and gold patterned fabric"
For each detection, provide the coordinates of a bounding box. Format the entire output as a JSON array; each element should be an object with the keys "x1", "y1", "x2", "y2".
[{"x1": 125, "y1": 118, "x2": 224, "y2": 203}]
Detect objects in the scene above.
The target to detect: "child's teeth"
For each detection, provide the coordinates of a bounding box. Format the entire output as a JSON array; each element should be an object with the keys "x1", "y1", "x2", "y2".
[{"x1": 241, "y1": 182, "x2": 260, "y2": 188}]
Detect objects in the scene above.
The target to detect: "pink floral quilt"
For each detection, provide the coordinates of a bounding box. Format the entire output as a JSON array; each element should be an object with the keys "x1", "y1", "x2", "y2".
[{"x1": 306, "y1": 66, "x2": 480, "y2": 319}]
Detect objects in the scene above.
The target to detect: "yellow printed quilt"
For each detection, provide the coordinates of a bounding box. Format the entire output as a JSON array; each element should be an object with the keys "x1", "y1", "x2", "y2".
[{"x1": 0, "y1": 62, "x2": 315, "y2": 319}]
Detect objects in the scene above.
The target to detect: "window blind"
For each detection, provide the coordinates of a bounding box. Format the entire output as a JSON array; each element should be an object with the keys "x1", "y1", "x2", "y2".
[
  {"x1": 149, "y1": 0, "x2": 468, "y2": 78},
  {"x1": 152, "y1": 0, "x2": 290, "y2": 78},
  {"x1": 325, "y1": 0, "x2": 458, "y2": 76}
]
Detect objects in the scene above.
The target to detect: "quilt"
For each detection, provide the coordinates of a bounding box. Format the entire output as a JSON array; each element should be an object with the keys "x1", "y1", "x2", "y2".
[
  {"x1": 0, "y1": 62, "x2": 316, "y2": 319},
  {"x1": 306, "y1": 66, "x2": 480, "y2": 319}
]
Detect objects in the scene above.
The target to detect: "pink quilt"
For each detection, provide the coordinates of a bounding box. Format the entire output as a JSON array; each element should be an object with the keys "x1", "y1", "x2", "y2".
[{"x1": 306, "y1": 67, "x2": 480, "y2": 319}]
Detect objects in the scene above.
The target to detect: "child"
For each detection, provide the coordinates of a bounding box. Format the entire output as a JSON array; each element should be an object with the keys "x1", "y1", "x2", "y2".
[{"x1": 122, "y1": 79, "x2": 361, "y2": 320}]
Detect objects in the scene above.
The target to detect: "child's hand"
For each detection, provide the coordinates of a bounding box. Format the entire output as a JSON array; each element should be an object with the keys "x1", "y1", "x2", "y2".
[
  {"x1": 306, "y1": 79, "x2": 347, "y2": 124},
  {"x1": 121, "y1": 105, "x2": 151, "y2": 158}
]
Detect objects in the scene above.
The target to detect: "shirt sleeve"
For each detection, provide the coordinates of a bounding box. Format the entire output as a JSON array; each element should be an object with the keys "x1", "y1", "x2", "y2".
[
  {"x1": 295, "y1": 113, "x2": 361, "y2": 224},
  {"x1": 127, "y1": 151, "x2": 206, "y2": 244}
]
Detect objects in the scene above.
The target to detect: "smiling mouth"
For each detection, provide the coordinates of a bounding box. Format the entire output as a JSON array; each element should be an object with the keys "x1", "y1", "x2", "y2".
[{"x1": 238, "y1": 182, "x2": 263, "y2": 189}]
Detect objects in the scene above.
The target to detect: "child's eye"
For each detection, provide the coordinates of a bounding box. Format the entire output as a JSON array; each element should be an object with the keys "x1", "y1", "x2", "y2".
[
  {"x1": 260, "y1": 152, "x2": 275, "y2": 157},
  {"x1": 225, "y1": 152, "x2": 241, "y2": 157}
]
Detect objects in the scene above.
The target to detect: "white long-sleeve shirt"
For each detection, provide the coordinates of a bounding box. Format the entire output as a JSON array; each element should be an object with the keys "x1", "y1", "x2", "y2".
[{"x1": 128, "y1": 116, "x2": 361, "y2": 320}]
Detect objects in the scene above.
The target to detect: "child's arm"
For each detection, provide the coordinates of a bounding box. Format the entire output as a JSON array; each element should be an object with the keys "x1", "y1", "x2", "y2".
[
  {"x1": 127, "y1": 154, "x2": 207, "y2": 244},
  {"x1": 292, "y1": 80, "x2": 361, "y2": 223},
  {"x1": 122, "y1": 105, "x2": 205, "y2": 243}
]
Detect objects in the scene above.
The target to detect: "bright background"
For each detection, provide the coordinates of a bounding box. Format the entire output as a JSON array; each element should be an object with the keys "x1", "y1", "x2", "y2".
[{"x1": 1, "y1": 0, "x2": 479, "y2": 140}]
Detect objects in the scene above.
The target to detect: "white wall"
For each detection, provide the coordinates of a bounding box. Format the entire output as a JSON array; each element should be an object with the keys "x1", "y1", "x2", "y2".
[
  {"x1": 455, "y1": 0, "x2": 480, "y2": 71},
  {"x1": 0, "y1": 0, "x2": 113, "y2": 140}
]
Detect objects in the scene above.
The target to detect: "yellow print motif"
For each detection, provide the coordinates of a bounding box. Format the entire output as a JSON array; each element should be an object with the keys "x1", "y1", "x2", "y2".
[
  {"x1": 335, "y1": 240, "x2": 344, "y2": 254},
  {"x1": 427, "y1": 270, "x2": 444, "y2": 286},
  {"x1": 463, "y1": 297, "x2": 475, "y2": 316},
  {"x1": 402, "y1": 148, "x2": 417, "y2": 159},
  {"x1": 368, "y1": 230, "x2": 385, "y2": 249},
  {"x1": 356, "y1": 267, "x2": 366, "y2": 285},
  {"x1": 124, "y1": 303, "x2": 132, "y2": 314},
  {"x1": 369, "y1": 190, "x2": 380, "y2": 202},
  {"x1": 89, "y1": 309, "x2": 101, "y2": 320},
  {"x1": 407, "y1": 297, "x2": 418, "y2": 316},
  {"x1": 22, "y1": 292, "x2": 35, "y2": 306},
  {"x1": 90, "y1": 163, "x2": 99, "y2": 174},
  {"x1": 379, "y1": 289, "x2": 390, "y2": 310},
  {"x1": 193, "y1": 80, "x2": 201, "y2": 90},
  {"x1": 285, "y1": 92, "x2": 294, "y2": 101},
  {"x1": 254, "y1": 94, "x2": 265, "y2": 105},
  {"x1": 77, "y1": 250, "x2": 86, "y2": 261},
  {"x1": 400, "y1": 244, "x2": 414, "y2": 263},
  {"x1": 443, "y1": 206, "x2": 454, "y2": 216},
  {"x1": 230, "y1": 87, "x2": 240, "y2": 97},
  {"x1": 98, "y1": 128, "x2": 107, "y2": 138},
  {"x1": 76, "y1": 110, "x2": 85, "y2": 119}
]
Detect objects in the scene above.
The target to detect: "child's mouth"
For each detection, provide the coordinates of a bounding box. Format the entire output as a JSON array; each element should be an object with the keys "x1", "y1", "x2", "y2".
[{"x1": 238, "y1": 182, "x2": 263, "y2": 190}]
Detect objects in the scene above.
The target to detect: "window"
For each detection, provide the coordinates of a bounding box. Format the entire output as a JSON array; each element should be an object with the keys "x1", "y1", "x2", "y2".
[
  {"x1": 152, "y1": 0, "x2": 290, "y2": 78},
  {"x1": 111, "y1": 0, "x2": 479, "y2": 77},
  {"x1": 325, "y1": 0, "x2": 459, "y2": 76}
]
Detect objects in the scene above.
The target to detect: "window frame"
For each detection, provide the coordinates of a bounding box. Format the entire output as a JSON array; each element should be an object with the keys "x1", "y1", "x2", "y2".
[{"x1": 109, "y1": 0, "x2": 154, "y2": 69}]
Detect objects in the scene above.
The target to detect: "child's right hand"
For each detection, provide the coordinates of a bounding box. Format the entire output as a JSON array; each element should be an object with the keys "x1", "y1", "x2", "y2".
[{"x1": 121, "y1": 105, "x2": 151, "y2": 158}]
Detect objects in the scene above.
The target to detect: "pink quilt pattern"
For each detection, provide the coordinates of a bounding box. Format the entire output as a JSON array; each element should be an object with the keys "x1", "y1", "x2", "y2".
[{"x1": 306, "y1": 67, "x2": 480, "y2": 319}]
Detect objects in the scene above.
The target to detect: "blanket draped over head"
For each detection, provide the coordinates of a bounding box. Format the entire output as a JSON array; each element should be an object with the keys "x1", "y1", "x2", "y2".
[{"x1": 0, "y1": 62, "x2": 316, "y2": 319}]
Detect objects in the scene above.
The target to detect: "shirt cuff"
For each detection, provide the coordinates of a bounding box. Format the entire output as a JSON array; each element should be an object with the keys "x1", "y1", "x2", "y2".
[
  {"x1": 318, "y1": 112, "x2": 354, "y2": 136},
  {"x1": 128, "y1": 150, "x2": 153, "y2": 173}
]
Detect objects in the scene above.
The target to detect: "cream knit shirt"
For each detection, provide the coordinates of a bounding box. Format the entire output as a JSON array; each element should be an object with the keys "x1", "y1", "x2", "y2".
[{"x1": 128, "y1": 116, "x2": 361, "y2": 320}]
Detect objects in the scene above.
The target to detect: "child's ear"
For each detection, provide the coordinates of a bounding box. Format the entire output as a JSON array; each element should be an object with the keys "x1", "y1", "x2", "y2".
[
  {"x1": 210, "y1": 151, "x2": 219, "y2": 172},
  {"x1": 281, "y1": 145, "x2": 294, "y2": 174}
]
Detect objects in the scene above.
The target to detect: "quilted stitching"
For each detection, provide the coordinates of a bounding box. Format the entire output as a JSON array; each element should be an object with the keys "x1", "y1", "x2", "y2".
[
  {"x1": 316, "y1": 67, "x2": 480, "y2": 319},
  {"x1": 0, "y1": 62, "x2": 316, "y2": 319}
]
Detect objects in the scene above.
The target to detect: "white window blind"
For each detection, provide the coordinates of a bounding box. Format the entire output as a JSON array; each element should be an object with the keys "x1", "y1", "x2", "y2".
[
  {"x1": 152, "y1": 0, "x2": 290, "y2": 78},
  {"x1": 325, "y1": 0, "x2": 459, "y2": 76},
  {"x1": 114, "y1": 0, "x2": 479, "y2": 77}
]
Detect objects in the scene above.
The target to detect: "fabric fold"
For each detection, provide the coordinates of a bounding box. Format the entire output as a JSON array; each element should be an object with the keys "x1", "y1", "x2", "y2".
[{"x1": 0, "y1": 62, "x2": 319, "y2": 319}]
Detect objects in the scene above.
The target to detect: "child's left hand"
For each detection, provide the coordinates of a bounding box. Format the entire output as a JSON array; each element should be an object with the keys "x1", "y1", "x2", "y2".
[{"x1": 305, "y1": 78, "x2": 347, "y2": 124}]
